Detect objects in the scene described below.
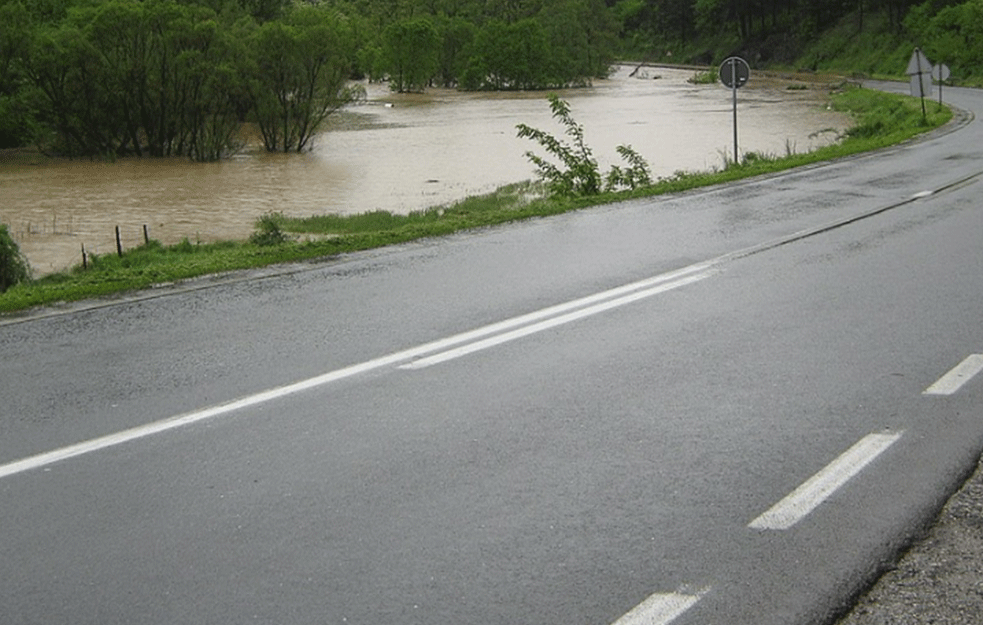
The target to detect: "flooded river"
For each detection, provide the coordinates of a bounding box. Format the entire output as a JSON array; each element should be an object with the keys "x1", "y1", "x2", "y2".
[{"x1": 1, "y1": 65, "x2": 849, "y2": 275}]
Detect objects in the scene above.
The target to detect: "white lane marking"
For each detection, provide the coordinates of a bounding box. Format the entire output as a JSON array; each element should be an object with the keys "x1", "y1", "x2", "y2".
[
  {"x1": 399, "y1": 271, "x2": 713, "y2": 370},
  {"x1": 923, "y1": 354, "x2": 983, "y2": 396},
  {"x1": 912, "y1": 190, "x2": 933, "y2": 199},
  {"x1": 612, "y1": 587, "x2": 708, "y2": 625},
  {"x1": 749, "y1": 432, "x2": 904, "y2": 531},
  {"x1": 0, "y1": 262, "x2": 716, "y2": 480}
]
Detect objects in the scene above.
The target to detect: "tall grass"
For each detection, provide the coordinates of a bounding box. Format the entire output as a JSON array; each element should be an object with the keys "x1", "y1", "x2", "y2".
[{"x1": 0, "y1": 86, "x2": 952, "y2": 314}]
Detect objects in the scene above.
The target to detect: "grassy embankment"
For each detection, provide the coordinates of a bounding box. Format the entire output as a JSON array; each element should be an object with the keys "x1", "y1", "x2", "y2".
[{"x1": 0, "y1": 85, "x2": 952, "y2": 314}]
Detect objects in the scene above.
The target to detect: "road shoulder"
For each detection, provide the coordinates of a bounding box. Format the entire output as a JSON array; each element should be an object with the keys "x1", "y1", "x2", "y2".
[{"x1": 837, "y1": 454, "x2": 983, "y2": 624}]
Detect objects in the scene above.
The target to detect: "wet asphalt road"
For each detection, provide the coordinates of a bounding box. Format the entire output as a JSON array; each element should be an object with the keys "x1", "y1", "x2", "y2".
[{"x1": 1, "y1": 82, "x2": 982, "y2": 625}]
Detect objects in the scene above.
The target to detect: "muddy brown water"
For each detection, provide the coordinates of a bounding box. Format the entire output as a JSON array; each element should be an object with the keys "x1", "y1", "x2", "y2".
[{"x1": 1, "y1": 66, "x2": 849, "y2": 276}]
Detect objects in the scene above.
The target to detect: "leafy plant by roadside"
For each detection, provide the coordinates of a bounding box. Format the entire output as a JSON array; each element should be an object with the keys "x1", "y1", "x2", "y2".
[
  {"x1": 250, "y1": 213, "x2": 296, "y2": 246},
  {"x1": 0, "y1": 224, "x2": 30, "y2": 293},
  {"x1": 516, "y1": 94, "x2": 652, "y2": 198},
  {"x1": 605, "y1": 144, "x2": 652, "y2": 191}
]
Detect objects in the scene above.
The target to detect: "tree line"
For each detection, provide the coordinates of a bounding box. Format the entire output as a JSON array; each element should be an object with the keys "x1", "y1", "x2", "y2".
[
  {"x1": 0, "y1": 0, "x2": 363, "y2": 158},
  {"x1": 0, "y1": 0, "x2": 618, "y2": 158},
  {"x1": 1, "y1": 0, "x2": 980, "y2": 159}
]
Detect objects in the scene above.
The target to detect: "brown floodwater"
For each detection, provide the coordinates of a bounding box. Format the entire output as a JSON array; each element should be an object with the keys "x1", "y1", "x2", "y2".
[{"x1": 1, "y1": 65, "x2": 849, "y2": 275}]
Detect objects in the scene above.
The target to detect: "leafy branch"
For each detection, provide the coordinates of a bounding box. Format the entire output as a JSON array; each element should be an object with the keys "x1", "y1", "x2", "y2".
[{"x1": 517, "y1": 94, "x2": 651, "y2": 198}]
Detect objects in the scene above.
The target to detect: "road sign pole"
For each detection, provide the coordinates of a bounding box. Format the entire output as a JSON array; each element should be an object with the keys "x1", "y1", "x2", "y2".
[
  {"x1": 718, "y1": 57, "x2": 749, "y2": 166},
  {"x1": 908, "y1": 48, "x2": 931, "y2": 122},
  {"x1": 932, "y1": 63, "x2": 951, "y2": 109},
  {"x1": 731, "y1": 61, "x2": 738, "y2": 164},
  {"x1": 919, "y1": 54, "x2": 927, "y2": 121}
]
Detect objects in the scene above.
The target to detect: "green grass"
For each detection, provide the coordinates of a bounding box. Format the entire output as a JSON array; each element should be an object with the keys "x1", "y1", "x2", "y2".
[
  {"x1": 0, "y1": 86, "x2": 953, "y2": 315},
  {"x1": 794, "y1": 11, "x2": 914, "y2": 78}
]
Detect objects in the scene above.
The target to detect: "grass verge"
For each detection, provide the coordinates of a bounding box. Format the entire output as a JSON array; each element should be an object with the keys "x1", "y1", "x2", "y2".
[{"x1": 0, "y1": 85, "x2": 952, "y2": 315}]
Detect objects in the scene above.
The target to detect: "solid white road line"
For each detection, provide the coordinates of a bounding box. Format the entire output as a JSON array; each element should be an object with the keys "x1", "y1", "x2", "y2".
[
  {"x1": 399, "y1": 271, "x2": 713, "y2": 369},
  {"x1": 611, "y1": 588, "x2": 708, "y2": 625},
  {"x1": 748, "y1": 431, "x2": 904, "y2": 531},
  {"x1": 923, "y1": 354, "x2": 983, "y2": 395},
  {"x1": 0, "y1": 262, "x2": 716, "y2": 480}
]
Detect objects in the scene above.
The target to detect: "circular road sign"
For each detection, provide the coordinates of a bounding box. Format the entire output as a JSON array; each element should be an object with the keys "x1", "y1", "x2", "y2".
[
  {"x1": 720, "y1": 57, "x2": 750, "y2": 89},
  {"x1": 932, "y1": 63, "x2": 951, "y2": 82}
]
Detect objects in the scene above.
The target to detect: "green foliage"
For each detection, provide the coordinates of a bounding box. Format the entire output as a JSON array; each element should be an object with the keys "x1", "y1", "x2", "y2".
[
  {"x1": 432, "y1": 15, "x2": 476, "y2": 88},
  {"x1": 688, "y1": 67, "x2": 718, "y2": 84},
  {"x1": 517, "y1": 94, "x2": 651, "y2": 198},
  {"x1": 834, "y1": 84, "x2": 950, "y2": 141},
  {"x1": 539, "y1": 0, "x2": 617, "y2": 81},
  {"x1": 462, "y1": 19, "x2": 549, "y2": 90},
  {"x1": 250, "y1": 212, "x2": 296, "y2": 246},
  {"x1": 516, "y1": 94, "x2": 601, "y2": 197},
  {"x1": 382, "y1": 17, "x2": 440, "y2": 93},
  {"x1": 906, "y1": 0, "x2": 983, "y2": 82},
  {"x1": 0, "y1": 223, "x2": 31, "y2": 293},
  {"x1": 248, "y1": 5, "x2": 363, "y2": 152},
  {"x1": 605, "y1": 145, "x2": 652, "y2": 191},
  {"x1": 459, "y1": 3, "x2": 614, "y2": 91},
  {"x1": 19, "y1": 0, "x2": 248, "y2": 159},
  {"x1": 794, "y1": 10, "x2": 913, "y2": 77}
]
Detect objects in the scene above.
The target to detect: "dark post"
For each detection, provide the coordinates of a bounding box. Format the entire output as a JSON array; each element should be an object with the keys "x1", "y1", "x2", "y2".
[
  {"x1": 81, "y1": 244, "x2": 87, "y2": 270},
  {"x1": 731, "y1": 61, "x2": 739, "y2": 165},
  {"x1": 143, "y1": 224, "x2": 149, "y2": 245},
  {"x1": 115, "y1": 226, "x2": 123, "y2": 257}
]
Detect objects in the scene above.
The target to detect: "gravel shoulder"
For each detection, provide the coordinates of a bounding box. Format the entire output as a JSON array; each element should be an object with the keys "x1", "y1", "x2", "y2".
[{"x1": 836, "y1": 455, "x2": 983, "y2": 625}]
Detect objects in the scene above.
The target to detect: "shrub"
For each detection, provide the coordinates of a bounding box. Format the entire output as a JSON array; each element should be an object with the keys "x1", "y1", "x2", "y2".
[
  {"x1": 517, "y1": 95, "x2": 652, "y2": 198},
  {"x1": 250, "y1": 213, "x2": 295, "y2": 246},
  {"x1": 0, "y1": 223, "x2": 30, "y2": 292}
]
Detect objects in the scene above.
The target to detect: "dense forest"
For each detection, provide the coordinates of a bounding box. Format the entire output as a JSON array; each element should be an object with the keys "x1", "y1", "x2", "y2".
[{"x1": 0, "y1": 0, "x2": 979, "y2": 158}]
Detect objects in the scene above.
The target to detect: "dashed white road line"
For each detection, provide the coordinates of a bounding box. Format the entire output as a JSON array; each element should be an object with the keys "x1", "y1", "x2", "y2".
[
  {"x1": 611, "y1": 587, "x2": 709, "y2": 625},
  {"x1": 923, "y1": 354, "x2": 983, "y2": 396},
  {"x1": 749, "y1": 431, "x2": 904, "y2": 531}
]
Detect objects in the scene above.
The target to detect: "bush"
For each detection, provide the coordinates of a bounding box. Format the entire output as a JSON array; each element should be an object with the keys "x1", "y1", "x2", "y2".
[
  {"x1": 0, "y1": 223, "x2": 31, "y2": 292},
  {"x1": 250, "y1": 213, "x2": 295, "y2": 246},
  {"x1": 516, "y1": 95, "x2": 651, "y2": 198}
]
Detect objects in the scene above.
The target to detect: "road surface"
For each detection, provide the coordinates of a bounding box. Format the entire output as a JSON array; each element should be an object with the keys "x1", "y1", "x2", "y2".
[{"x1": 1, "y1": 81, "x2": 982, "y2": 625}]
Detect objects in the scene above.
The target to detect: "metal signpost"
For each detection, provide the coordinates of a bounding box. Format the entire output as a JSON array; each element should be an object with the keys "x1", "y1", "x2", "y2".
[
  {"x1": 907, "y1": 47, "x2": 933, "y2": 120},
  {"x1": 932, "y1": 63, "x2": 951, "y2": 106},
  {"x1": 719, "y1": 57, "x2": 750, "y2": 165}
]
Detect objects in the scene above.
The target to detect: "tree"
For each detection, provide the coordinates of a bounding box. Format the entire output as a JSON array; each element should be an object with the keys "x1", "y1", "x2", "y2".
[
  {"x1": 432, "y1": 14, "x2": 475, "y2": 88},
  {"x1": 248, "y1": 5, "x2": 362, "y2": 152},
  {"x1": 0, "y1": 1, "x2": 38, "y2": 148},
  {"x1": 540, "y1": 0, "x2": 616, "y2": 82},
  {"x1": 24, "y1": 20, "x2": 117, "y2": 156},
  {"x1": 22, "y1": 0, "x2": 246, "y2": 159},
  {"x1": 381, "y1": 17, "x2": 439, "y2": 92},
  {"x1": 907, "y1": 0, "x2": 983, "y2": 75}
]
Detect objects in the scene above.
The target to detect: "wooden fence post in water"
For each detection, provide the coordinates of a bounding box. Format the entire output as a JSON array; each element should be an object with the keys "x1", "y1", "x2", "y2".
[
  {"x1": 143, "y1": 224, "x2": 149, "y2": 245},
  {"x1": 81, "y1": 243, "x2": 87, "y2": 270},
  {"x1": 115, "y1": 226, "x2": 123, "y2": 257}
]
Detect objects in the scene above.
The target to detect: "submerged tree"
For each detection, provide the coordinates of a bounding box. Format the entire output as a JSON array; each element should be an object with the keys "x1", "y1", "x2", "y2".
[
  {"x1": 381, "y1": 17, "x2": 439, "y2": 92},
  {"x1": 22, "y1": 0, "x2": 246, "y2": 160},
  {"x1": 248, "y1": 5, "x2": 363, "y2": 152}
]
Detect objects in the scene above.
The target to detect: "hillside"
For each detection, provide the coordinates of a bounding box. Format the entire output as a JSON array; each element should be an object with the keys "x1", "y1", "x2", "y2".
[{"x1": 629, "y1": 2, "x2": 982, "y2": 87}]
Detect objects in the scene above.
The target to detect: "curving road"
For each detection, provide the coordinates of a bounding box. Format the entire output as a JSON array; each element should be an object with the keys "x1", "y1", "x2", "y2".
[{"x1": 1, "y1": 81, "x2": 982, "y2": 625}]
